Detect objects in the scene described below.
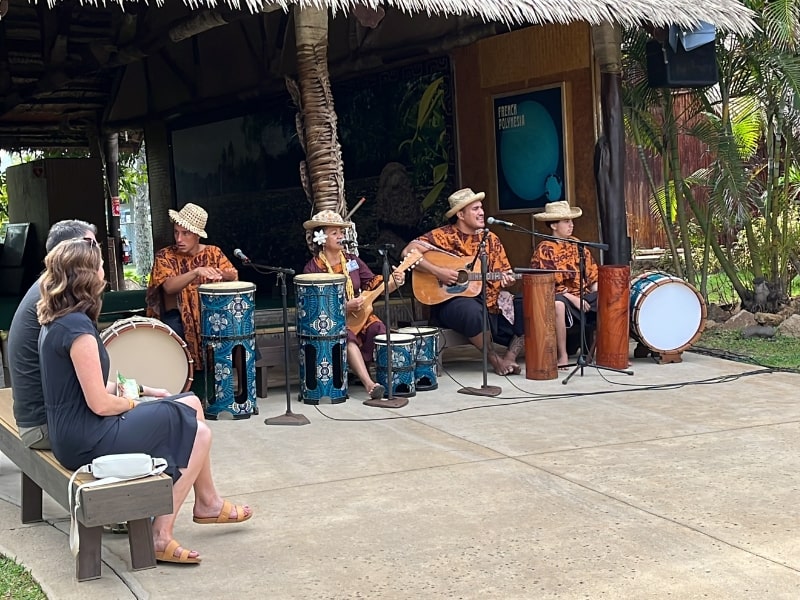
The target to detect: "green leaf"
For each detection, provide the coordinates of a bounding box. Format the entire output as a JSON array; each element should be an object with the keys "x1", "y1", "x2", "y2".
[{"x1": 422, "y1": 182, "x2": 446, "y2": 209}]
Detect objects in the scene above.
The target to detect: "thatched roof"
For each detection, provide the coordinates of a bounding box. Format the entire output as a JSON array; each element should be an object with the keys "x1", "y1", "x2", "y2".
[
  {"x1": 86, "y1": 0, "x2": 755, "y2": 34},
  {"x1": 289, "y1": 1, "x2": 755, "y2": 33}
]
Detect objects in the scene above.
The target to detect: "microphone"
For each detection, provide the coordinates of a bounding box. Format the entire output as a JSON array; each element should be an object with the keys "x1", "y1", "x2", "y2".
[
  {"x1": 486, "y1": 217, "x2": 515, "y2": 228},
  {"x1": 341, "y1": 239, "x2": 358, "y2": 249},
  {"x1": 233, "y1": 248, "x2": 251, "y2": 263}
]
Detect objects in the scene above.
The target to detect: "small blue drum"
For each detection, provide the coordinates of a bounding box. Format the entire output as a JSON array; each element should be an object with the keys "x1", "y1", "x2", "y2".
[
  {"x1": 397, "y1": 326, "x2": 440, "y2": 391},
  {"x1": 374, "y1": 333, "x2": 416, "y2": 398},
  {"x1": 295, "y1": 273, "x2": 348, "y2": 404},
  {"x1": 199, "y1": 281, "x2": 258, "y2": 420}
]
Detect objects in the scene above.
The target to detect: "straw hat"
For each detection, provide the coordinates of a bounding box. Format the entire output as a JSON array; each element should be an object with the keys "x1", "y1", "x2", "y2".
[
  {"x1": 303, "y1": 210, "x2": 352, "y2": 230},
  {"x1": 168, "y1": 203, "x2": 208, "y2": 238},
  {"x1": 533, "y1": 201, "x2": 582, "y2": 222},
  {"x1": 445, "y1": 188, "x2": 486, "y2": 219}
]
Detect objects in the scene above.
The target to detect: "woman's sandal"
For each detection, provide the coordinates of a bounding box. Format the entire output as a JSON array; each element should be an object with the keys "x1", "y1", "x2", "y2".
[
  {"x1": 193, "y1": 499, "x2": 252, "y2": 525},
  {"x1": 155, "y1": 539, "x2": 201, "y2": 564}
]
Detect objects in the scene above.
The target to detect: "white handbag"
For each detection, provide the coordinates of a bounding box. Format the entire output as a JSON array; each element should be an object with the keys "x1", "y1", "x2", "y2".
[{"x1": 67, "y1": 453, "x2": 167, "y2": 556}]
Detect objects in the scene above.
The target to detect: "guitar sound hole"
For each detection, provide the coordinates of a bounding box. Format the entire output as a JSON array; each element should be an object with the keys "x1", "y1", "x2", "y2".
[{"x1": 455, "y1": 270, "x2": 469, "y2": 285}]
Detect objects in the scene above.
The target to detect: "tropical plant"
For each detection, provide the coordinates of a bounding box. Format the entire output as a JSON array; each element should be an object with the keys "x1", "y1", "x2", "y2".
[
  {"x1": 623, "y1": 0, "x2": 800, "y2": 310},
  {"x1": 399, "y1": 75, "x2": 451, "y2": 216}
]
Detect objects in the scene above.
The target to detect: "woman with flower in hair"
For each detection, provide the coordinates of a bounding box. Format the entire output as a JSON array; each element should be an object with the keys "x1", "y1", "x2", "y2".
[
  {"x1": 302, "y1": 210, "x2": 406, "y2": 399},
  {"x1": 38, "y1": 238, "x2": 252, "y2": 565}
]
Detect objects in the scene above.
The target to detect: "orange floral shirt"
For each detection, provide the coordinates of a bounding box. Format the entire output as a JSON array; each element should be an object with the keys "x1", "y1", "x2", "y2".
[
  {"x1": 145, "y1": 245, "x2": 236, "y2": 370},
  {"x1": 416, "y1": 225, "x2": 511, "y2": 312},
  {"x1": 530, "y1": 238, "x2": 598, "y2": 296}
]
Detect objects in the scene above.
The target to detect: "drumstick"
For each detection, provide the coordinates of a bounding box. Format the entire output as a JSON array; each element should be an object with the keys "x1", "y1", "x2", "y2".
[{"x1": 345, "y1": 197, "x2": 367, "y2": 220}]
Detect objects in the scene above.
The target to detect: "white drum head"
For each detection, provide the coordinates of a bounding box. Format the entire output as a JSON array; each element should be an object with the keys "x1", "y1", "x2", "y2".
[
  {"x1": 397, "y1": 326, "x2": 439, "y2": 337},
  {"x1": 101, "y1": 318, "x2": 193, "y2": 394},
  {"x1": 635, "y1": 281, "x2": 703, "y2": 352},
  {"x1": 198, "y1": 281, "x2": 256, "y2": 295}
]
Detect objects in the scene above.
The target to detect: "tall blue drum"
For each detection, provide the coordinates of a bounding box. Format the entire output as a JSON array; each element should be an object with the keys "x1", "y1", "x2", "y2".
[
  {"x1": 295, "y1": 273, "x2": 348, "y2": 404},
  {"x1": 199, "y1": 281, "x2": 258, "y2": 420},
  {"x1": 374, "y1": 333, "x2": 416, "y2": 398},
  {"x1": 397, "y1": 326, "x2": 440, "y2": 391}
]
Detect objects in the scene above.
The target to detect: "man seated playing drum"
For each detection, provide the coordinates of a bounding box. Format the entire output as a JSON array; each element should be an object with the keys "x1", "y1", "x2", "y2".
[
  {"x1": 529, "y1": 201, "x2": 598, "y2": 369},
  {"x1": 146, "y1": 203, "x2": 237, "y2": 371}
]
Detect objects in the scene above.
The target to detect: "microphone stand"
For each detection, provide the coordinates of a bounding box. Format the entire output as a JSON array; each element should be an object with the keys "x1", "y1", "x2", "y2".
[
  {"x1": 364, "y1": 244, "x2": 408, "y2": 408},
  {"x1": 560, "y1": 240, "x2": 633, "y2": 384},
  {"x1": 490, "y1": 222, "x2": 633, "y2": 383},
  {"x1": 237, "y1": 260, "x2": 309, "y2": 426},
  {"x1": 458, "y1": 228, "x2": 501, "y2": 397}
]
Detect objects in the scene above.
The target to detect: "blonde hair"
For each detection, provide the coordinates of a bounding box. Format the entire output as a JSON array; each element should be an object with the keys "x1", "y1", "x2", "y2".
[{"x1": 37, "y1": 238, "x2": 105, "y2": 325}]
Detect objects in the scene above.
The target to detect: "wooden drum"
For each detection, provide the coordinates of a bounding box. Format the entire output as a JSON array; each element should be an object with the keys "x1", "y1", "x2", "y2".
[
  {"x1": 522, "y1": 273, "x2": 557, "y2": 380},
  {"x1": 595, "y1": 265, "x2": 631, "y2": 370}
]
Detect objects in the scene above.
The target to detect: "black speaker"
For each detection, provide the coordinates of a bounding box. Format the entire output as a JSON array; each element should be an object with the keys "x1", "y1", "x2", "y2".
[{"x1": 646, "y1": 39, "x2": 718, "y2": 88}]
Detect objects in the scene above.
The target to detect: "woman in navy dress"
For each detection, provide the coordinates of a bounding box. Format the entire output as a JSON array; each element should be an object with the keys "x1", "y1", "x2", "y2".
[{"x1": 37, "y1": 238, "x2": 252, "y2": 564}]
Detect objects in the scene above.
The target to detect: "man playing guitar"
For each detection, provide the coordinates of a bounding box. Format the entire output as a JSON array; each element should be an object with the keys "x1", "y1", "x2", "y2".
[{"x1": 401, "y1": 188, "x2": 524, "y2": 376}]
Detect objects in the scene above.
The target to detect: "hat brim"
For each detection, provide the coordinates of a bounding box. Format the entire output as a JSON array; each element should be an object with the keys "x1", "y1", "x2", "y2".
[
  {"x1": 169, "y1": 209, "x2": 208, "y2": 238},
  {"x1": 445, "y1": 191, "x2": 486, "y2": 219},
  {"x1": 303, "y1": 219, "x2": 352, "y2": 230},
  {"x1": 533, "y1": 207, "x2": 583, "y2": 221}
]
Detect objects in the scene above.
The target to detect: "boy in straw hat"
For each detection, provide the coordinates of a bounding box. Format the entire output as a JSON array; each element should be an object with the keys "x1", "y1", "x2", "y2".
[
  {"x1": 530, "y1": 201, "x2": 598, "y2": 369},
  {"x1": 402, "y1": 188, "x2": 524, "y2": 376},
  {"x1": 303, "y1": 209, "x2": 407, "y2": 399},
  {"x1": 146, "y1": 203, "x2": 237, "y2": 371}
]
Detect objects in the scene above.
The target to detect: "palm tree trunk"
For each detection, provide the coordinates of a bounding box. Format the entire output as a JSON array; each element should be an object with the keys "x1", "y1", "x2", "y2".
[{"x1": 289, "y1": 6, "x2": 345, "y2": 217}]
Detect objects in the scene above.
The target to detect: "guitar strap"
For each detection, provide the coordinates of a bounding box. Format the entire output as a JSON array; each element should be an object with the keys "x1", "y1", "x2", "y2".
[{"x1": 413, "y1": 240, "x2": 461, "y2": 259}]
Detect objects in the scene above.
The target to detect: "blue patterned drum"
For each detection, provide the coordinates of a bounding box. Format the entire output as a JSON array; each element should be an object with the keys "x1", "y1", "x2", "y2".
[
  {"x1": 203, "y1": 337, "x2": 258, "y2": 419},
  {"x1": 199, "y1": 281, "x2": 256, "y2": 338},
  {"x1": 295, "y1": 273, "x2": 348, "y2": 404},
  {"x1": 374, "y1": 333, "x2": 416, "y2": 398},
  {"x1": 397, "y1": 326, "x2": 440, "y2": 391},
  {"x1": 199, "y1": 281, "x2": 257, "y2": 420}
]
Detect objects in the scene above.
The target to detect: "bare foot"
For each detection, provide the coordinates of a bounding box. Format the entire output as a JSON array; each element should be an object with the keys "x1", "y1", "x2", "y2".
[
  {"x1": 489, "y1": 354, "x2": 517, "y2": 376},
  {"x1": 502, "y1": 352, "x2": 521, "y2": 375}
]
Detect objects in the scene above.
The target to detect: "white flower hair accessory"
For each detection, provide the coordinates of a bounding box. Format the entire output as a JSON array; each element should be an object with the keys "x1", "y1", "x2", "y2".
[{"x1": 312, "y1": 230, "x2": 328, "y2": 246}]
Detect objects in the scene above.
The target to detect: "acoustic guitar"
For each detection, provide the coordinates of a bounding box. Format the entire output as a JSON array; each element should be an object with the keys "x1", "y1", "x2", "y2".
[
  {"x1": 346, "y1": 249, "x2": 423, "y2": 334},
  {"x1": 411, "y1": 251, "x2": 521, "y2": 306}
]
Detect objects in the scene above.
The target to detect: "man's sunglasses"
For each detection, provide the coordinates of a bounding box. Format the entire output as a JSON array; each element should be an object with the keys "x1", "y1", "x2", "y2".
[{"x1": 82, "y1": 237, "x2": 100, "y2": 248}]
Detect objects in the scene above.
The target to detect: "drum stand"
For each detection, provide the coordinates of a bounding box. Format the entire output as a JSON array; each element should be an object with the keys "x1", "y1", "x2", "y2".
[
  {"x1": 234, "y1": 261, "x2": 310, "y2": 426},
  {"x1": 562, "y1": 239, "x2": 634, "y2": 385},
  {"x1": 364, "y1": 244, "x2": 409, "y2": 408},
  {"x1": 458, "y1": 228, "x2": 501, "y2": 397}
]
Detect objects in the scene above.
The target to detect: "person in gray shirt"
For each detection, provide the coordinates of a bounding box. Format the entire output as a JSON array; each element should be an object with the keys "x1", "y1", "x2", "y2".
[{"x1": 7, "y1": 219, "x2": 97, "y2": 448}]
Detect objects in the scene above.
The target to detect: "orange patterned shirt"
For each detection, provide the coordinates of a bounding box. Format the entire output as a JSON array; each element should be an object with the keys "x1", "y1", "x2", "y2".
[
  {"x1": 416, "y1": 225, "x2": 511, "y2": 312},
  {"x1": 145, "y1": 245, "x2": 236, "y2": 370},
  {"x1": 530, "y1": 238, "x2": 598, "y2": 296}
]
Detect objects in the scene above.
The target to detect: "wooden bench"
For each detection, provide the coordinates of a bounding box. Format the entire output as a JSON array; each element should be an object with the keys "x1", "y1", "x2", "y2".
[
  {"x1": 254, "y1": 326, "x2": 300, "y2": 397},
  {"x1": 0, "y1": 388, "x2": 174, "y2": 581}
]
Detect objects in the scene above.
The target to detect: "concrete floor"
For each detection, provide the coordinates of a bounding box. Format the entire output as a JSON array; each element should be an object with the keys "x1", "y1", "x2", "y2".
[{"x1": 1, "y1": 344, "x2": 800, "y2": 599}]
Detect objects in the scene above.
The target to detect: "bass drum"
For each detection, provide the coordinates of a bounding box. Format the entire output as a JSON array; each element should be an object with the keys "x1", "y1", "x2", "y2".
[
  {"x1": 100, "y1": 317, "x2": 194, "y2": 394},
  {"x1": 630, "y1": 272, "x2": 707, "y2": 353}
]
